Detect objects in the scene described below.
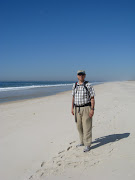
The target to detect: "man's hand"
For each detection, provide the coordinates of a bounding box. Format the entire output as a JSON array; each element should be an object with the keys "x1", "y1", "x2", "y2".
[
  {"x1": 71, "y1": 108, "x2": 74, "y2": 115},
  {"x1": 89, "y1": 109, "x2": 94, "y2": 118}
]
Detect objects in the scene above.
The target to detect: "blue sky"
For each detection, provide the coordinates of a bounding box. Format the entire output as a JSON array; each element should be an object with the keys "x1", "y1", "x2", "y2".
[{"x1": 0, "y1": 0, "x2": 135, "y2": 81}]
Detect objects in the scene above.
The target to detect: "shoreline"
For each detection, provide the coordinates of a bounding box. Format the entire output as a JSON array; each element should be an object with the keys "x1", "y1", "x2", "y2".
[
  {"x1": 0, "y1": 89, "x2": 72, "y2": 106},
  {"x1": 0, "y1": 81, "x2": 106, "y2": 105}
]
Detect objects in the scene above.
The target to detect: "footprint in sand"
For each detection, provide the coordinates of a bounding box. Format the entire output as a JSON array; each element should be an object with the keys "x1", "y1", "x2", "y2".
[
  {"x1": 36, "y1": 169, "x2": 42, "y2": 173},
  {"x1": 56, "y1": 160, "x2": 61, "y2": 164},
  {"x1": 69, "y1": 141, "x2": 76, "y2": 144},
  {"x1": 67, "y1": 146, "x2": 72, "y2": 151},
  {"x1": 40, "y1": 172, "x2": 44, "y2": 177},
  {"x1": 58, "y1": 150, "x2": 65, "y2": 154},
  {"x1": 66, "y1": 162, "x2": 79, "y2": 168},
  {"x1": 41, "y1": 161, "x2": 45, "y2": 167},
  {"x1": 60, "y1": 155, "x2": 64, "y2": 158},
  {"x1": 29, "y1": 175, "x2": 33, "y2": 179}
]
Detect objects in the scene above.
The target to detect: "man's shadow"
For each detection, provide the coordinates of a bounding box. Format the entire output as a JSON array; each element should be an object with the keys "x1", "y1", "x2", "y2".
[{"x1": 91, "y1": 133, "x2": 130, "y2": 150}]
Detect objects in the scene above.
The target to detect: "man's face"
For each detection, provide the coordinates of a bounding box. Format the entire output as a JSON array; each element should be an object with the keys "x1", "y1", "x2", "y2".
[{"x1": 77, "y1": 74, "x2": 86, "y2": 81}]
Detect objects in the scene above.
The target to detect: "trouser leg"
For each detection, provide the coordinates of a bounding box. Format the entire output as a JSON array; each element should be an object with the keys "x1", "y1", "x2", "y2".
[
  {"x1": 74, "y1": 107, "x2": 84, "y2": 144},
  {"x1": 82, "y1": 106, "x2": 92, "y2": 146}
]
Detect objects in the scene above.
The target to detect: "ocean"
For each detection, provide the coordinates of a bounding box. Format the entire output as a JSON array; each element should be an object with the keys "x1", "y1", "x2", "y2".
[{"x1": 0, "y1": 81, "x2": 104, "y2": 103}]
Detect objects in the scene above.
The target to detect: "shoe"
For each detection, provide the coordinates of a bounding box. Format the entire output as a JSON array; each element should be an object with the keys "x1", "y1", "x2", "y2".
[
  {"x1": 83, "y1": 146, "x2": 91, "y2": 152},
  {"x1": 76, "y1": 143, "x2": 84, "y2": 147}
]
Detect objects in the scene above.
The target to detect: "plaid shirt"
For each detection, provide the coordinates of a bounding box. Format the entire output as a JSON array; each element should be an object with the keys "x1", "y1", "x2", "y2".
[{"x1": 72, "y1": 81, "x2": 95, "y2": 106}]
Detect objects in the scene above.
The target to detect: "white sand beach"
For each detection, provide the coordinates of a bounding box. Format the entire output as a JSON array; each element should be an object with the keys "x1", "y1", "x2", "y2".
[{"x1": 0, "y1": 81, "x2": 135, "y2": 180}]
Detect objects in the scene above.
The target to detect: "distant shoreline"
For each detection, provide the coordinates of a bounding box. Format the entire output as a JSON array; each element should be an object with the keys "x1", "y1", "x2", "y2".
[{"x1": 0, "y1": 81, "x2": 105, "y2": 104}]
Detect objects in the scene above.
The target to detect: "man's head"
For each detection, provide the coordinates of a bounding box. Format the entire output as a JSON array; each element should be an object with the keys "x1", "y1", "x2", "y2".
[{"x1": 77, "y1": 70, "x2": 86, "y2": 82}]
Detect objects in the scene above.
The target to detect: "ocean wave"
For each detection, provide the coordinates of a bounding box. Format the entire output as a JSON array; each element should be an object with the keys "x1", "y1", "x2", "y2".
[{"x1": 0, "y1": 83, "x2": 74, "y2": 92}]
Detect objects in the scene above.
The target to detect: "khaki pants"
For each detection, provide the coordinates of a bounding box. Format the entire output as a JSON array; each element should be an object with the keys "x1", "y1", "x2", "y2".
[{"x1": 74, "y1": 106, "x2": 92, "y2": 146}]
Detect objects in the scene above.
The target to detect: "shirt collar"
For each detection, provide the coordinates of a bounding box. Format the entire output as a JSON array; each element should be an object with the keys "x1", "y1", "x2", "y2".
[{"x1": 77, "y1": 80, "x2": 86, "y2": 85}]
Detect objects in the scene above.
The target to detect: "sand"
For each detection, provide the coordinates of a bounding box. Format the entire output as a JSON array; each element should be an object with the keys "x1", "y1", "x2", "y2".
[{"x1": 0, "y1": 81, "x2": 135, "y2": 180}]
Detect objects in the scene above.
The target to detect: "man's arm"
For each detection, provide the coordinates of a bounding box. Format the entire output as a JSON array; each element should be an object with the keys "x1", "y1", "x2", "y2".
[
  {"x1": 90, "y1": 96, "x2": 95, "y2": 109},
  {"x1": 71, "y1": 96, "x2": 74, "y2": 115},
  {"x1": 89, "y1": 96, "x2": 95, "y2": 118},
  {"x1": 87, "y1": 84, "x2": 95, "y2": 110},
  {"x1": 71, "y1": 83, "x2": 75, "y2": 115}
]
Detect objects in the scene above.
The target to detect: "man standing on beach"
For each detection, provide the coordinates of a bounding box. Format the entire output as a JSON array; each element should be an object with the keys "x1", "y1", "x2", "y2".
[{"x1": 71, "y1": 70, "x2": 95, "y2": 152}]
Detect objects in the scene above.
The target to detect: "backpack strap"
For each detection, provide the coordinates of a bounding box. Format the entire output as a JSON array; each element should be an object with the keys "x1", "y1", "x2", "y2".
[
  {"x1": 84, "y1": 81, "x2": 89, "y2": 88},
  {"x1": 84, "y1": 81, "x2": 88, "y2": 91},
  {"x1": 74, "y1": 82, "x2": 78, "y2": 89},
  {"x1": 84, "y1": 81, "x2": 91, "y2": 99}
]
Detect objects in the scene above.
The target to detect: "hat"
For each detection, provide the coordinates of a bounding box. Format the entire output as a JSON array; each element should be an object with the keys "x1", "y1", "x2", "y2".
[{"x1": 77, "y1": 70, "x2": 86, "y2": 75}]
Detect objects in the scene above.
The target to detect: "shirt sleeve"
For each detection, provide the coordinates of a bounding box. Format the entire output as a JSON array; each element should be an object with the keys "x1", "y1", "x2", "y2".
[
  {"x1": 72, "y1": 83, "x2": 75, "y2": 96},
  {"x1": 87, "y1": 83, "x2": 96, "y2": 98}
]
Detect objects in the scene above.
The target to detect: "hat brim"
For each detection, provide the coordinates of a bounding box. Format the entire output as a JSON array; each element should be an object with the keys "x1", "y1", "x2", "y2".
[{"x1": 77, "y1": 73, "x2": 86, "y2": 75}]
